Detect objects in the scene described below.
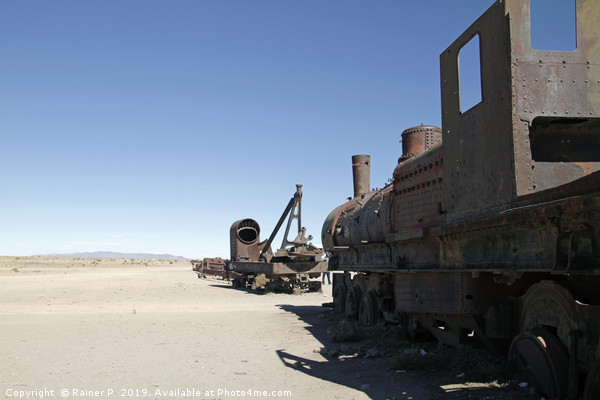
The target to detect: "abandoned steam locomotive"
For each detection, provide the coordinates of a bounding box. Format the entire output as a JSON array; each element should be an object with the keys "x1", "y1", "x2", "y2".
[{"x1": 322, "y1": 1, "x2": 600, "y2": 398}]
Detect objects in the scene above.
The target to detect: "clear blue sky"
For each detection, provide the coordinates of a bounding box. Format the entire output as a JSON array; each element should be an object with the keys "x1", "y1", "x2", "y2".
[{"x1": 1, "y1": 1, "x2": 574, "y2": 258}]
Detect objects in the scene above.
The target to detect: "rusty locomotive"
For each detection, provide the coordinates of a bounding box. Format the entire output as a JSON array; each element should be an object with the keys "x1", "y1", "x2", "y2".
[
  {"x1": 227, "y1": 185, "x2": 327, "y2": 292},
  {"x1": 321, "y1": 1, "x2": 600, "y2": 399}
]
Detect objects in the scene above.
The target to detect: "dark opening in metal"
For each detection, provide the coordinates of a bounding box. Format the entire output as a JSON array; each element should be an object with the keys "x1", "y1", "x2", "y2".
[
  {"x1": 235, "y1": 219, "x2": 260, "y2": 244},
  {"x1": 529, "y1": 117, "x2": 600, "y2": 162},
  {"x1": 237, "y1": 227, "x2": 257, "y2": 244}
]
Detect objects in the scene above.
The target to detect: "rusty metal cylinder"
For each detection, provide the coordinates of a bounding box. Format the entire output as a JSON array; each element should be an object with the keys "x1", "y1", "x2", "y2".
[
  {"x1": 352, "y1": 154, "x2": 371, "y2": 198},
  {"x1": 230, "y1": 219, "x2": 261, "y2": 261},
  {"x1": 400, "y1": 125, "x2": 442, "y2": 162}
]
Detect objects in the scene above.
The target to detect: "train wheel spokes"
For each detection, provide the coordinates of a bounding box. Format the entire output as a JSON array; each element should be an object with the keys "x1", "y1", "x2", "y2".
[
  {"x1": 508, "y1": 328, "x2": 568, "y2": 399},
  {"x1": 358, "y1": 291, "x2": 379, "y2": 326},
  {"x1": 344, "y1": 286, "x2": 361, "y2": 319}
]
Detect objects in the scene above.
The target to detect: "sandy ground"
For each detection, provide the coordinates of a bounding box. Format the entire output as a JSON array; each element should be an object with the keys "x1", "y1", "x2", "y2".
[{"x1": 0, "y1": 257, "x2": 535, "y2": 400}]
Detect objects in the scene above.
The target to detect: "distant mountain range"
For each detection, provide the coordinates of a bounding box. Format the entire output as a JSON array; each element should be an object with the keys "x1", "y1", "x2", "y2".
[{"x1": 35, "y1": 251, "x2": 188, "y2": 260}]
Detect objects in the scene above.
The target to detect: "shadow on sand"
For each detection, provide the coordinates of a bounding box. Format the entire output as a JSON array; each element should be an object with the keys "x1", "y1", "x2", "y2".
[
  {"x1": 274, "y1": 304, "x2": 524, "y2": 400},
  {"x1": 274, "y1": 304, "x2": 433, "y2": 400}
]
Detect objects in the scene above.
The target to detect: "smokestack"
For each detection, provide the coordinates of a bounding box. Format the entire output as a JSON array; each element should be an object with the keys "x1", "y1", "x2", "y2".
[{"x1": 352, "y1": 154, "x2": 370, "y2": 198}]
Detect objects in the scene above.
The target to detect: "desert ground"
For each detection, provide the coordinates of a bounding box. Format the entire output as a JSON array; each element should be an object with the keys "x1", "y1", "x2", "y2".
[{"x1": 0, "y1": 256, "x2": 538, "y2": 400}]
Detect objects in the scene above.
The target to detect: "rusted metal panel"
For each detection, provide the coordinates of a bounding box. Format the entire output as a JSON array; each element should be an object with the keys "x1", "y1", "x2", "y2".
[
  {"x1": 228, "y1": 260, "x2": 327, "y2": 276},
  {"x1": 391, "y1": 145, "x2": 444, "y2": 232},
  {"x1": 507, "y1": 0, "x2": 600, "y2": 196},
  {"x1": 395, "y1": 271, "x2": 542, "y2": 315},
  {"x1": 440, "y1": 1, "x2": 516, "y2": 223},
  {"x1": 394, "y1": 272, "x2": 463, "y2": 314}
]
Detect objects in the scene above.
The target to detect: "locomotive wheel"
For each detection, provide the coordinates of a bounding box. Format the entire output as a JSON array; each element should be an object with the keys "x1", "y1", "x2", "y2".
[
  {"x1": 584, "y1": 361, "x2": 600, "y2": 400},
  {"x1": 345, "y1": 286, "x2": 362, "y2": 319},
  {"x1": 508, "y1": 328, "x2": 569, "y2": 399},
  {"x1": 516, "y1": 282, "x2": 578, "y2": 397},
  {"x1": 358, "y1": 291, "x2": 379, "y2": 326},
  {"x1": 333, "y1": 283, "x2": 347, "y2": 314},
  {"x1": 520, "y1": 282, "x2": 577, "y2": 351}
]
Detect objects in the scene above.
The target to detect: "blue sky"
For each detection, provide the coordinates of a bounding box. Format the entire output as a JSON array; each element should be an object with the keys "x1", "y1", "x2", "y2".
[{"x1": 1, "y1": 1, "x2": 575, "y2": 258}]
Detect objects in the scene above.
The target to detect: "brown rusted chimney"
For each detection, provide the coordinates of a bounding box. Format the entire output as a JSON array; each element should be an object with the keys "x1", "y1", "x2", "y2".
[{"x1": 352, "y1": 154, "x2": 370, "y2": 198}]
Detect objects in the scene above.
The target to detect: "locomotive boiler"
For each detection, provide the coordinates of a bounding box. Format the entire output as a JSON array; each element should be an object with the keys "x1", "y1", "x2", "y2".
[{"x1": 322, "y1": 1, "x2": 600, "y2": 398}]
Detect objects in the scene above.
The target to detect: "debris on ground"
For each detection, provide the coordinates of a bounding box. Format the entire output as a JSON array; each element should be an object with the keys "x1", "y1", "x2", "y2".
[{"x1": 326, "y1": 319, "x2": 364, "y2": 342}]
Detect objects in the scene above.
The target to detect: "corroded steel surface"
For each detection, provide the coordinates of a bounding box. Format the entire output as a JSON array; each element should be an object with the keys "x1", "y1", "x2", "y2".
[
  {"x1": 228, "y1": 260, "x2": 327, "y2": 276},
  {"x1": 229, "y1": 218, "x2": 261, "y2": 262},
  {"x1": 196, "y1": 257, "x2": 227, "y2": 278},
  {"x1": 351, "y1": 155, "x2": 371, "y2": 198}
]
